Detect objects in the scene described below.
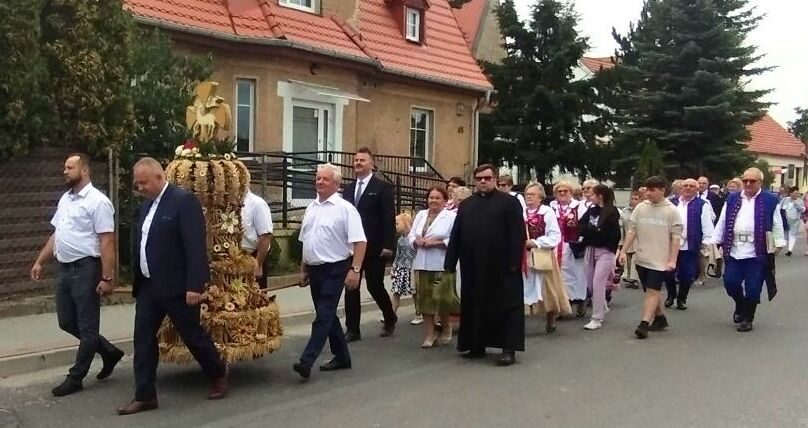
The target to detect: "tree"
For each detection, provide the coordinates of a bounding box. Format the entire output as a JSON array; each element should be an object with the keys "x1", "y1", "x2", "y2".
[
  {"x1": 479, "y1": 0, "x2": 611, "y2": 182},
  {"x1": 789, "y1": 107, "x2": 808, "y2": 145},
  {"x1": 607, "y1": 0, "x2": 770, "y2": 182},
  {"x1": 0, "y1": 0, "x2": 47, "y2": 160},
  {"x1": 128, "y1": 28, "x2": 213, "y2": 160},
  {"x1": 40, "y1": 0, "x2": 135, "y2": 157},
  {"x1": 635, "y1": 141, "x2": 666, "y2": 180}
]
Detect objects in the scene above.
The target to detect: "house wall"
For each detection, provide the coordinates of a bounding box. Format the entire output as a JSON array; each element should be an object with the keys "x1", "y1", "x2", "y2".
[
  {"x1": 755, "y1": 153, "x2": 808, "y2": 192},
  {"x1": 174, "y1": 40, "x2": 477, "y2": 179},
  {"x1": 473, "y1": 0, "x2": 506, "y2": 63}
]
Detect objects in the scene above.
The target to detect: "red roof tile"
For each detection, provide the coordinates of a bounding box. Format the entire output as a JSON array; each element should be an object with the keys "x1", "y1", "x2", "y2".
[
  {"x1": 451, "y1": 0, "x2": 486, "y2": 49},
  {"x1": 746, "y1": 114, "x2": 806, "y2": 159},
  {"x1": 123, "y1": 0, "x2": 492, "y2": 91},
  {"x1": 580, "y1": 56, "x2": 615, "y2": 74}
]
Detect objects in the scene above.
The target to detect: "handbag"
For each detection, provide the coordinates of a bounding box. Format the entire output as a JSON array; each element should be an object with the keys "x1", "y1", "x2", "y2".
[{"x1": 528, "y1": 248, "x2": 555, "y2": 271}]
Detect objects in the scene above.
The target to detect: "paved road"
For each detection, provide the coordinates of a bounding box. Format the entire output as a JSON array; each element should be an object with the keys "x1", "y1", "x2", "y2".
[{"x1": 2, "y1": 241, "x2": 808, "y2": 428}]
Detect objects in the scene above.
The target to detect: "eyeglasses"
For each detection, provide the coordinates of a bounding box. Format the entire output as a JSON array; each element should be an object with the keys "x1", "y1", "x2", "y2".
[
  {"x1": 742, "y1": 179, "x2": 759, "y2": 184},
  {"x1": 475, "y1": 175, "x2": 494, "y2": 181},
  {"x1": 555, "y1": 189, "x2": 570, "y2": 194},
  {"x1": 682, "y1": 184, "x2": 697, "y2": 188},
  {"x1": 497, "y1": 182, "x2": 508, "y2": 187}
]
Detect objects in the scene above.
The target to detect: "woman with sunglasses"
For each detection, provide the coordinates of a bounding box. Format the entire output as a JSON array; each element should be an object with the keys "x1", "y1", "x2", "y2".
[{"x1": 550, "y1": 181, "x2": 590, "y2": 317}]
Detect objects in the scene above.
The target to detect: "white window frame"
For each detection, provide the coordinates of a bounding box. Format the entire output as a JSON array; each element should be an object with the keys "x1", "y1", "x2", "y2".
[
  {"x1": 279, "y1": 0, "x2": 317, "y2": 13},
  {"x1": 405, "y1": 7, "x2": 421, "y2": 42},
  {"x1": 234, "y1": 78, "x2": 256, "y2": 153},
  {"x1": 409, "y1": 107, "x2": 434, "y2": 172}
]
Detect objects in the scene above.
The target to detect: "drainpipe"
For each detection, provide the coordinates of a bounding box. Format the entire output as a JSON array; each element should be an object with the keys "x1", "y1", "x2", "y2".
[{"x1": 470, "y1": 90, "x2": 492, "y2": 175}]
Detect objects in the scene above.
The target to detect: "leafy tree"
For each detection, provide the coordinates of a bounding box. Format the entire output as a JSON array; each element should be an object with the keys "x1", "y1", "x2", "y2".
[
  {"x1": 607, "y1": 0, "x2": 770, "y2": 182},
  {"x1": 0, "y1": 0, "x2": 47, "y2": 160},
  {"x1": 635, "y1": 141, "x2": 667, "y2": 180},
  {"x1": 789, "y1": 107, "x2": 808, "y2": 145},
  {"x1": 479, "y1": 0, "x2": 611, "y2": 182},
  {"x1": 39, "y1": 0, "x2": 135, "y2": 157}
]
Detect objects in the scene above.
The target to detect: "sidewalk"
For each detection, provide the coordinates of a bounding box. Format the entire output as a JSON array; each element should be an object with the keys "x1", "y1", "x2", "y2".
[{"x1": 0, "y1": 278, "x2": 400, "y2": 378}]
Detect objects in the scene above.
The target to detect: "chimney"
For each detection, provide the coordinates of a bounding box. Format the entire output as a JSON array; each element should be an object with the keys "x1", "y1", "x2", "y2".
[{"x1": 323, "y1": 0, "x2": 362, "y2": 29}]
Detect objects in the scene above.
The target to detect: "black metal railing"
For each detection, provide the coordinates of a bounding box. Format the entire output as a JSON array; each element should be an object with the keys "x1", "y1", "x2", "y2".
[{"x1": 236, "y1": 151, "x2": 448, "y2": 227}]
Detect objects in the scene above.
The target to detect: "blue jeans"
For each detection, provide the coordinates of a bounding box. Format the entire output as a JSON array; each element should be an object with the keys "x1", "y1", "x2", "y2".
[
  {"x1": 664, "y1": 250, "x2": 700, "y2": 301},
  {"x1": 300, "y1": 260, "x2": 351, "y2": 367},
  {"x1": 723, "y1": 257, "x2": 766, "y2": 304},
  {"x1": 56, "y1": 257, "x2": 120, "y2": 381}
]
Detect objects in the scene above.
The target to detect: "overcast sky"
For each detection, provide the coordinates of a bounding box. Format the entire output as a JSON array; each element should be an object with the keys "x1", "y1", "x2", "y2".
[{"x1": 513, "y1": 0, "x2": 807, "y2": 127}]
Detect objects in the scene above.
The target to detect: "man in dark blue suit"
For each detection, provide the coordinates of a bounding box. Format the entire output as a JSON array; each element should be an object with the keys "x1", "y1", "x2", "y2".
[{"x1": 118, "y1": 157, "x2": 228, "y2": 415}]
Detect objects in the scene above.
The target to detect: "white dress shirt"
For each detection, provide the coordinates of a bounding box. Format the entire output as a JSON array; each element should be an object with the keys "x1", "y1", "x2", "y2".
[
  {"x1": 241, "y1": 190, "x2": 273, "y2": 252},
  {"x1": 139, "y1": 182, "x2": 168, "y2": 278},
  {"x1": 50, "y1": 183, "x2": 115, "y2": 263},
  {"x1": 711, "y1": 189, "x2": 786, "y2": 259},
  {"x1": 676, "y1": 197, "x2": 715, "y2": 251},
  {"x1": 408, "y1": 209, "x2": 456, "y2": 271},
  {"x1": 299, "y1": 193, "x2": 366, "y2": 265}
]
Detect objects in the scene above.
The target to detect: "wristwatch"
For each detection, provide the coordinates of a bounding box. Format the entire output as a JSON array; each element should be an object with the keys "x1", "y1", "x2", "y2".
[
  {"x1": 101, "y1": 276, "x2": 113, "y2": 282},
  {"x1": 351, "y1": 266, "x2": 361, "y2": 273}
]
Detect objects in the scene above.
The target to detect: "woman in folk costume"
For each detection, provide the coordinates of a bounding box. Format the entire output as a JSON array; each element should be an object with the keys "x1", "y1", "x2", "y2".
[
  {"x1": 550, "y1": 181, "x2": 590, "y2": 317},
  {"x1": 522, "y1": 183, "x2": 571, "y2": 333}
]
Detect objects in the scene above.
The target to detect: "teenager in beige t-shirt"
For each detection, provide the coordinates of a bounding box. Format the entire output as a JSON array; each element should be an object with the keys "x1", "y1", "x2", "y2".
[{"x1": 619, "y1": 176, "x2": 683, "y2": 339}]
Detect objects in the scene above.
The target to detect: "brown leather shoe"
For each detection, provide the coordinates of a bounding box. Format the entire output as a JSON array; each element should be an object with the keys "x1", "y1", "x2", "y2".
[
  {"x1": 117, "y1": 399, "x2": 158, "y2": 415},
  {"x1": 208, "y1": 365, "x2": 229, "y2": 400}
]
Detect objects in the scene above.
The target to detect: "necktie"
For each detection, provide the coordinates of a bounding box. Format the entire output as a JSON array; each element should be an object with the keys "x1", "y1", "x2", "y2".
[{"x1": 355, "y1": 179, "x2": 363, "y2": 204}]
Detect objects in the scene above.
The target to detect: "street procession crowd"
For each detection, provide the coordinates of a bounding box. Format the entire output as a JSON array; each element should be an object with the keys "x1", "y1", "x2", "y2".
[{"x1": 27, "y1": 149, "x2": 807, "y2": 415}]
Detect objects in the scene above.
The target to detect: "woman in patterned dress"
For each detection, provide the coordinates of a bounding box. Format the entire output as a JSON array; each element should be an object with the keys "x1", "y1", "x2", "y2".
[{"x1": 390, "y1": 213, "x2": 418, "y2": 323}]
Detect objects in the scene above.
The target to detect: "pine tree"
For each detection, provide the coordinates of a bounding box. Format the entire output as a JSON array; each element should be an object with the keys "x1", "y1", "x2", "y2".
[
  {"x1": 608, "y1": 0, "x2": 770, "y2": 182},
  {"x1": 0, "y1": 0, "x2": 47, "y2": 160},
  {"x1": 789, "y1": 107, "x2": 808, "y2": 145},
  {"x1": 40, "y1": 0, "x2": 135, "y2": 156},
  {"x1": 479, "y1": 0, "x2": 610, "y2": 182}
]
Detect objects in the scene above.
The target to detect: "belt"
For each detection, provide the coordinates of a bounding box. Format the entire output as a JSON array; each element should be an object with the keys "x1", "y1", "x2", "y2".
[
  {"x1": 59, "y1": 256, "x2": 100, "y2": 269},
  {"x1": 306, "y1": 258, "x2": 351, "y2": 268}
]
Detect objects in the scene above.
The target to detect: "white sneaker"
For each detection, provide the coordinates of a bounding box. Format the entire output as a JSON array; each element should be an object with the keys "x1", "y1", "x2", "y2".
[
  {"x1": 410, "y1": 315, "x2": 423, "y2": 325},
  {"x1": 584, "y1": 319, "x2": 602, "y2": 330}
]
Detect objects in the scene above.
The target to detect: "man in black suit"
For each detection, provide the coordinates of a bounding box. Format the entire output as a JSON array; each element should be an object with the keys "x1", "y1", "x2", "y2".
[
  {"x1": 697, "y1": 176, "x2": 721, "y2": 219},
  {"x1": 341, "y1": 148, "x2": 398, "y2": 341},
  {"x1": 118, "y1": 157, "x2": 228, "y2": 415}
]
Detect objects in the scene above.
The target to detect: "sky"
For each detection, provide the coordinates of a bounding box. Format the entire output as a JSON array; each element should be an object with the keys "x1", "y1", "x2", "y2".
[{"x1": 513, "y1": 0, "x2": 808, "y2": 128}]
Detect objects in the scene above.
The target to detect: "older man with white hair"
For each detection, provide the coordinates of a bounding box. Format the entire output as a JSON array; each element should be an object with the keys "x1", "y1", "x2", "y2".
[
  {"x1": 293, "y1": 163, "x2": 367, "y2": 380},
  {"x1": 711, "y1": 167, "x2": 785, "y2": 332}
]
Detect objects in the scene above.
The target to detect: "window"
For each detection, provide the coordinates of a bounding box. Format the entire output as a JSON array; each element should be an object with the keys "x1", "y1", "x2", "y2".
[
  {"x1": 235, "y1": 79, "x2": 256, "y2": 152},
  {"x1": 279, "y1": 0, "x2": 316, "y2": 13},
  {"x1": 410, "y1": 108, "x2": 433, "y2": 172},
  {"x1": 405, "y1": 7, "x2": 421, "y2": 42}
]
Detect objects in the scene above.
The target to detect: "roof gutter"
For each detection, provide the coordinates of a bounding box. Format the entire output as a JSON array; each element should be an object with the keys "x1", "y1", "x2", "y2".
[{"x1": 132, "y1": 15, "x2": 492, "y2": 95}]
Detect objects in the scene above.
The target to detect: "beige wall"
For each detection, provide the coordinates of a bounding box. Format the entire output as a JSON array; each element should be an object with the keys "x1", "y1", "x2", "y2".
[
  {"x1": 474, "y1": 0, "x2": 506, "y2": 63},
  {"x1": 176, "y1": 40, "x2": 478, "y2": 179},
  {"x1": 756, "y1": 153, "x2": 808, "y2": 192}
]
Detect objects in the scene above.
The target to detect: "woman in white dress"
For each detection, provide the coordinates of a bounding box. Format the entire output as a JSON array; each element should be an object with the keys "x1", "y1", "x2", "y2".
[
  {"x1": 522, "y1": 183, "x2": 570, "y2": 332},
  {"x1": 550, "y1": 181, "x2": 590, "y2": 317}
]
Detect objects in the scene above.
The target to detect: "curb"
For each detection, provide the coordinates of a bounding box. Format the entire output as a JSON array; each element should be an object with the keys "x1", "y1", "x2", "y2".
[{"x1": 0, "y1": 299, "x2": 412, "y2": 379}]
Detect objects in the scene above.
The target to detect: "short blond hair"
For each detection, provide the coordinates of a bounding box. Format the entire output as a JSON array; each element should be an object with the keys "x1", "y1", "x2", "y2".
[
  {"x1": 743, "y1": 167, "x2": 764, "y2": 181},
  {"x1": 317, "y1": 163, "x2": 342, "y2": 184},
  {"x1": 524, "y1": 182, "x2": 546, "y2": 199},
  {"x1": 553, "y1": 180, "x2": 577, "y2": 193},
  {"x1": 395, "y1": 212, "x2": 413, "y2": 234}
]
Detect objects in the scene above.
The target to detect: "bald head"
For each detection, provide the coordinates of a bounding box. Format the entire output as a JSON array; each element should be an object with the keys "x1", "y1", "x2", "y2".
[
  {"x1": 133, "y1": 157, "x2": 166, "y2": 200},
  {"x1": 681, "y1": 178, "x2": 698, "y2": 199}
]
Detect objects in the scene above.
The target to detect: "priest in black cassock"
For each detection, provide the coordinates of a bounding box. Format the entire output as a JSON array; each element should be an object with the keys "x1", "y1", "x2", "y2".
[{"x1": 444, "y1": 164, "x2": 526, "y2": 366}]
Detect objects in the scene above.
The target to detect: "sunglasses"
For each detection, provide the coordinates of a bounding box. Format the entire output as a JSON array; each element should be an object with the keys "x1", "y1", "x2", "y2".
[
  {"x1": 555, "y1": 189, "x2": 570, "y2": 194},
  {"x1": 742, "y1": 179, "x2": 759, "y2": 184},
  {"x1": 475, "y1": 175, "x2": 494, "y2": 181}
]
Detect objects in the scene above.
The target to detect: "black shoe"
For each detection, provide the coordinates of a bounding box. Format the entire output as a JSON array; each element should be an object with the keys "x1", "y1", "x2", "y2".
[
  {"x1": 575, "y1": 301, "x2": 587, "y2": 318},
  {"x1": 461, "y1": 348, "x2": 486, "y2": 359},
  {"x1": 380, "y1": 318, "x2": 397, "y2": 337},
  {"x1": 52, "y1": 377, "x2": 83, "y2": 397},
  {"x1": 676, "y1": 300, "x2": 687, "y2": 311},
  {"x1": 292, "y1": 362, "x2": 311, "y2": 380},
  {"x1": 664, "y1": 297, "x2": 674, "y2": 308},
  {"x1": 649, "y1": 315, "x2": 669, "y2": 331},
  {"x1": 496, "y1": 350, "x2": 516, "y2": 366},
  {"x1": 786, "y1": 251, "x2": 792, "y2": 257},
  {"x1": 737, "y1": 321, "x2": 753, "y2": 332},
  {"x1": 97, "y1": 348, "x2": 125, "y2": 380},
  {"x1": 634, "y1": 321, "x2": 649, "y2": 339},
  {"x1": 320, "y1": 358, "x2": 352, "y2": 372},
  {"x1": 733, "y1": 312, "x2": 742, "y2": 324},
  {"x1": 344, "y1": 331, "x2": 362, "y2": 343},
  {"x1": 545, "y1": 325, "x2": 557, "y2": 334}
]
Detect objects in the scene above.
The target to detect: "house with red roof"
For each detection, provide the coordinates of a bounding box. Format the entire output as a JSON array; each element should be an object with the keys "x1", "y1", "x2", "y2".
[{"x1": 124, "y1": 0, "x2": 493, "y2": 179}]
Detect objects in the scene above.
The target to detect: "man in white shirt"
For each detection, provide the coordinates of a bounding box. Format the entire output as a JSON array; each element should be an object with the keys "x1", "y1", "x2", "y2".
[
  {"x1": 31, "y1": 153, "x2": 124, "y2": 397},
  {"x1": 664, "y1": 178, "x2": 714, "y2": 310},
  {"x1": 293, "y1": 163, "x2": 367, "y2": 380},
  {"x1": 711, "y1": 168, "x2": 785, "y2": 332},
  {"x1": 241, "y1": 190, "x2": 273, "y2": 288}
]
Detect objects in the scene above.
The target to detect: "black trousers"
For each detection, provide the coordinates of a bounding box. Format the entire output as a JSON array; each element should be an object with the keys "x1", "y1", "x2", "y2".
[
  {"x1": 56, "y1": 257, "x2": 121, "y2": 381},
  {"x1": 344, "y1": 254, "x2": 396, "y2": 334},
  {"x1": 133, "y1": 280, "x2": 225, "y2": 401}
]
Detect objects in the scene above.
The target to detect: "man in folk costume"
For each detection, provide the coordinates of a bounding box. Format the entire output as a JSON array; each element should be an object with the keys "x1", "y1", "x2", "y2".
[
  {"x1": 445, "y1": 164, "x2": 525, "y2": 366},
  {"x1": 711, "y1": 168, "x2": 785, "y2": 332},
  {"x1": 664, "y1": 179, "x2": 715, "y2": 310},
  {"x1": 549, "y1": 181, "x2": 589, "y2": 317}
]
